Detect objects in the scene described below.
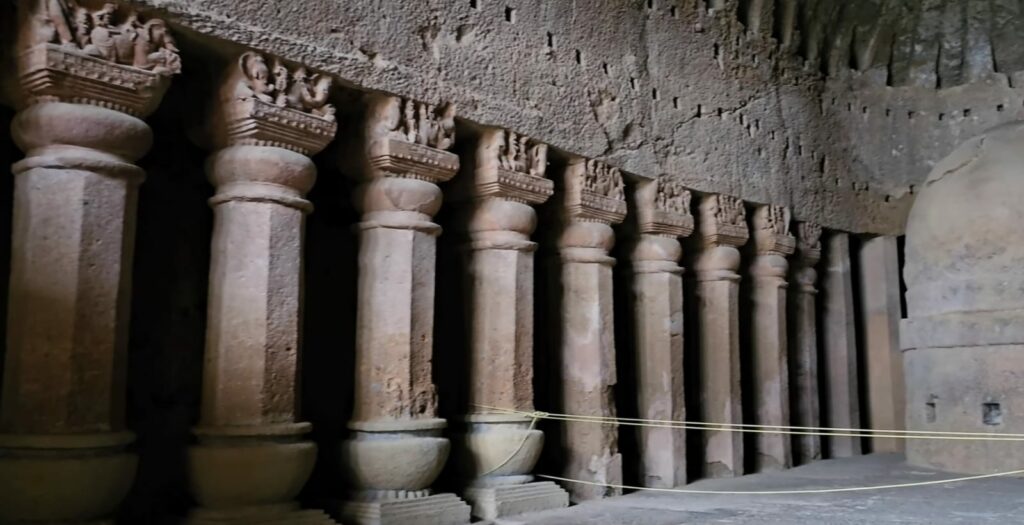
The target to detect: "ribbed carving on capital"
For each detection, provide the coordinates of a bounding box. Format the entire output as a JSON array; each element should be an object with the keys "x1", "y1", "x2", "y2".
[
  {"x1": 214, "y1": 52, "x2": 337, "y2": 156},
  {"x1": 753, "y1": 205, "x2": 796, "y2": 256},
  {"x1": 699, "y1": 194, "x2": 748, "y2": 247},
  {"x1": 637, "y1": 175, "x2": 694, "y2": 238},
  {"x1": 796, "y1": 221, "x2": 823, "y2": 265},
  {"x1": 474, "y1": 127, "x2": 553, "y2": 204},
  {"x1": 564, "y1": 158, "x2": 627, "y2": 224},
  {"x1": 17, "y1": 0, "x2": 181, "y2": 116},
  {"x1": 364, "y1": 94, "x2": 460, "y2": 182}
]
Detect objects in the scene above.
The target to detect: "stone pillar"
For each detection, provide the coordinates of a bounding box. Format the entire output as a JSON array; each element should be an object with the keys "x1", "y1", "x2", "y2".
[
  {"x1": 822, "y1": 232, "x2": 862, "y2": 458},
  {"x1": 749, "y1": 205, "x2": 795, "y2": 472},
  {"x1": 337, "y1": 94, "x2": 470, "y2": 524},
  {"x1": 185, "y1": 52, "x2": 337, "y2": 525},
  {"x1": 694, "y1": 194, "x2": 748, "y2": 478},
  {"x1": 555, "y1": 158, "x2": 627, "y2": 502},
  {"x1": 0, "y1": 3, "x2": 179, "y2": 523},
  {"x1": 630, "y1": 175, "x2": 693, "y2": 488},
  {"x1": 790, "y1": 222, "x2": 823, "y2": 465},
  {"x1": 858, "y1": 235, "x2": 905, "y2": 453},
  {"x1": 457, "y1": 128, "x2": 569, "y2": 520}
]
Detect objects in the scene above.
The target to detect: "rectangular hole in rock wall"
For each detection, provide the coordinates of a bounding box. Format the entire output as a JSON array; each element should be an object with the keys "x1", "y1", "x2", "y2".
[
  {"x1": 983, "y1": 402, "x2": 1003, "y2": 426},
  {"x1": 470, "y1": 0, "x2": 479, "y2": 9},
  {"x1": 505, "y1": 6, "x2": 515, "y2": 22},
  {"x1": 575, "y1": 49, "x2": 583, "y2": 65}
]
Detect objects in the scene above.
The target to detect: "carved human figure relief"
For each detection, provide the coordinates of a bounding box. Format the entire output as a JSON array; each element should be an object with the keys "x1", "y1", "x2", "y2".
[
  {"x1": 380, "y1": 97, "x2": 458, "y2": 151},
  {"x1": 231, "y1": 52, "x2": 335, "y2": 122},
  {"x1": 797, "y1": 222, "x2": 823, "y2": 255},
  {"x1": 655, "y1": 176, "x2": 692, "y2": 216},
  {"x1": 583, "y1": 160, "x2": 626, "y2": 200},
  {"x1": 24, "y1": 0, "x2": 182, "y2": 74}
]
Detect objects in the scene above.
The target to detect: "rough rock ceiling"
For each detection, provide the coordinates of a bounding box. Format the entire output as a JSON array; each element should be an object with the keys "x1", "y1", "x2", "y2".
[{"x1": 739, "y1": 0, "x2": 1022, "y2": 88}]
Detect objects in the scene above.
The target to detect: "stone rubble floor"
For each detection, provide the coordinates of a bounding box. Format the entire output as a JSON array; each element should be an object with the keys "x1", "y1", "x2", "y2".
[{"x1": 510, "y1": 454, "x2": 1024, "y2": 524}]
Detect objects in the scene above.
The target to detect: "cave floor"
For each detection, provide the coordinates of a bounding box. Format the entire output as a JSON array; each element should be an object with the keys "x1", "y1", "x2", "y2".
[{"x1": 509, "y1": 453, "x2": 1024, "y2": 524}]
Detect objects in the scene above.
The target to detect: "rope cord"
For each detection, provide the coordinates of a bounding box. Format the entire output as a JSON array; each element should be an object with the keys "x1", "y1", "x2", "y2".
[
  {"x1": 473, "y1": 405, "x2": 1024, "y2": 441},
  {"x1": 477, "y1": 411, "x2": 543, "y2": 477},
  {"x1": 536, "y1": 469, "x2": 1024, "y2": 495}
]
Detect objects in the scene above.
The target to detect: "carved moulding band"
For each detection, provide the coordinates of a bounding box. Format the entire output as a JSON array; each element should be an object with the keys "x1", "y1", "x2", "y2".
[
  {"x1": 221, "y1": 97, "x2": 337, "y2": 156},
  {"x1": 476, "y1": 167, "x2": 554, "y2": 205},
  {"x1": 19, "y1": 44, "x2": 171, "y2": 117},
  {"x1": 369, "y1": 138, "x2": 459, "y2": 183}
]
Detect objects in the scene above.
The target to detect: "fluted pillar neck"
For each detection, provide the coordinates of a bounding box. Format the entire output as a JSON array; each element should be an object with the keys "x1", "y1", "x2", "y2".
[
  {"x1": 187, "y1": 50, "x2": 337, "y2": 525},
  {"x1": 694, "y1": 193, "x2": 748, "y2": 479},
  {"x1": 630, "y1": 175, "x2": 693, "y2": 489},
  {"x1": 0, "y1": 3, "x2": 179, "y2": 522}
]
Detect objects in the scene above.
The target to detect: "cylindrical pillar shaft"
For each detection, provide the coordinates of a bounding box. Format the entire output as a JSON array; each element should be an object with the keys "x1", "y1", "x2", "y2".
[
  {"x1": 790, "y1": 222, "x2": 823, "y2": 465},
  {"x1": 822, "y1": 232, "x2": 862, "y2": 458},
  {"x1": 0, "y1": 102, "x2": 149, "y2": 524}
]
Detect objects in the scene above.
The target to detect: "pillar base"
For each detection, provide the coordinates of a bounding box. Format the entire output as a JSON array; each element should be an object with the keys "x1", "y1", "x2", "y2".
[
  {"x1": 337, "y1": 492, "x2": 471, "y2": 525},
  {"x1": 188, "y1": 506, "x2": 336, "y2": 524},
  {"x1": 464, "y1": 481, "x2": 568, "y2": 521},
  {"x1": 0, "y1": 433, "x2": 136, "y2": 524}
]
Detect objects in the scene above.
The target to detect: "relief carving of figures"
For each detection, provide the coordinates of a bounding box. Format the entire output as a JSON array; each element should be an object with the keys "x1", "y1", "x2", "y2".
[
  {"x1": 584, "y1": 160, "x2": 626, "y2": 201},
  {"x1": 710, "y1": 195, "x2": 745, "y2": 226},
  {"x1": 759, "y1": 205, "x2": 790, "y2": 235},
  {"x1": 25, "y1": 0, "x2": 181, "y2": 75},
  {"x1": 797, "y1": 222, "x2": 822, "y2": 253},
  {"x1": 234, "y1": 52, "x2": 335, "y2": 121},
  {"x1": 388, "y1": 98, "x2": 457, "y2": 150},
  {"x1": 655, "y1": 176, "x2": 691, "y2": 215},
  {"x1": 494, "y1": 129, "x2": 548, "y2": 178}
]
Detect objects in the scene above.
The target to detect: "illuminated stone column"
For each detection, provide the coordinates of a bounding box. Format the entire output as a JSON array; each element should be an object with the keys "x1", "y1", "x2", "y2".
[
  {"x1": 631, "y1": 175, "x2": 693, "y2": 488},
  {"x1": 187, "y1": 52, "x2": 338, "y2": 525},
  {"x1": 694, "y1": 194, "x2": 748, "y2": 478},
  {"x1": 556, "y1": 158, "x2": 627, "y2": 502},
  {"x1": 0, "y1": 3, "x2": 179, "y2": 523},
  {"x1": 822, "y1": 232, "x2": 862, "y2": 458},
  {"x1": 337, "y1": 94, "x2": 471, "y2": 524},
  {"x1": 457, "y1": 128, "x2": 569, "y2": 520},
  {"x1": 790, "y1": 222, "x2": 823, "y2": 465},
  {"x1": 749, "y1": 205, "x2": 795, "y2": 472}
]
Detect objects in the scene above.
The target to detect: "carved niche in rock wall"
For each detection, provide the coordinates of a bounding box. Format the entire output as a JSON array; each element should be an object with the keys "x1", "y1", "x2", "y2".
[
  {"x1": 215, "y1": 51, "x2": 337, "y2": 156},
  {"x1": 564, "y1": 158, "x2": 628, "y2": 224},
  {"x1": 17, "y1": 0, "x2": 182, "y2": 116},
  {"x1": 637, "y1": 175, "x2": 694, "y2": 238},
  {"x1": 753, "y1": 205, "x2": 796, "y2": 256},
  {"x1": 364, "y1": 94, "x2": 460, "y2": 183},
  {"x1": 474, "y1": 128, "x2": 553, "y2": 204},
  {"x1": 699, "y1": 194, "x2": 748, "y2": 247},
  {"x1": 795, "y1": 222, "x2": 823, "y2": 265}
]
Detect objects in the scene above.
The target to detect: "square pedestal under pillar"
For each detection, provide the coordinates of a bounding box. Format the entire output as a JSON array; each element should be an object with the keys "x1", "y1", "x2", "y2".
[
  {"x1": 189, "y1": 508, "x2": 336, "y2": 524},
  {"x1": 338, "y1": 493, "x2": 471, "y2": 525},
  {"x1": 464, "y1": 482, "x2": 569, "y2": 522}
]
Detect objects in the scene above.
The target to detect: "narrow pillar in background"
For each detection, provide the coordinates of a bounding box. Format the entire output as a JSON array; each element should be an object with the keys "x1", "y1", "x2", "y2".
[
  {"x1": 790, "y1": 222, "x2": 823, "y2": 465},
  {"x1": 694, "y1": 194, "x2": 749, "y2": 478},
  {"x1": 631, "y1": 175, "x2": 694, "y2": 488},
  {"x1": 822, "y1": 232, "x2": 862, "y2": 458},
  {"x1": 337, "y1": 94, "x2": 471, "y2": 524},
  {"x1": 749, "y1": 205, "x2": 795, "y2": 472},
  {"x1": 556, "y1": 158, "x2": 627, "y2": 502},
  {"x1": 458, "y1": 128, "x2": 568, "y2": 520},
  {"x1": 858, "y1": 235, "x2": 905, "y2": 453},
  {"x1": 0, "y1": 3, "x2": 179, "y2": 522},
  {"x1": 187, "y1": 52, "x2": 337, "y2": 525}
]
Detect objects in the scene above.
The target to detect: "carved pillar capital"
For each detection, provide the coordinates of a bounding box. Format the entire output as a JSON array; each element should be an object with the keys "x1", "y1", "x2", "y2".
[
  {"x1": 207, "y1": 51, "x2": 338, "y2": 212},
  {"x1": 695, "y1": 194, "x2": 747, "y2": 279},
  {"x1": 632, "y1": 175, "x2": 693, "y2": 273},
  {"x1": 751, "y1": 204, "x2": 795, "y2": 279},
  {"x1": 15, "y1": 0, "x2": 181, "y2": 117},
  {"x1": 557, "y1": 157, "x2": 627, "y2": 264},
  {"x1": 466, "y1": 127, "x2": 553, "y2": 250},
  {"x1": 793, "y1": 221, "x2": 823, "y2": 292}
]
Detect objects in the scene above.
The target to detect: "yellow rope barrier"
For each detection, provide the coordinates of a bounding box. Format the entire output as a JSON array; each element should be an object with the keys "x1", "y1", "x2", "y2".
[
  {"x1": 473, "y1": 404, "x2": 1024, "y2": 441},
  {"x1": 469, "y1": 405, "x2": 1024, "y2": 495},
  {"x1": 536, "y1": 469, "x2": 1024, "y2": 495}
]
